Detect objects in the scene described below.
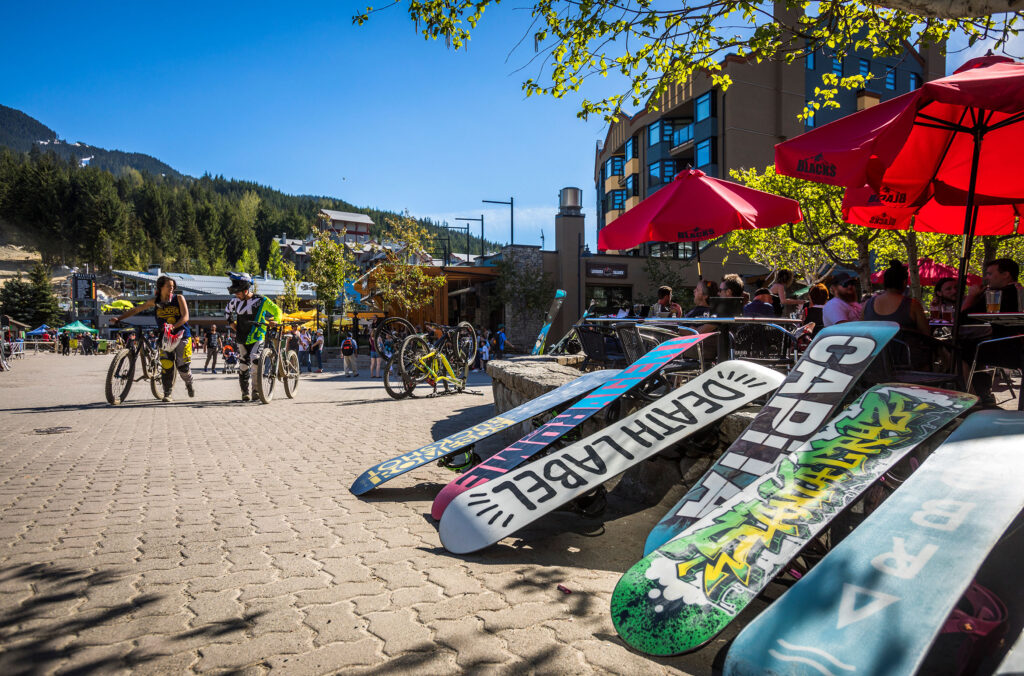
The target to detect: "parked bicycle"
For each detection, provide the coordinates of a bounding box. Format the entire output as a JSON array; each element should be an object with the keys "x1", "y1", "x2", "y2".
[
  {"x1": 252, "y1": 321, "x2": 301, "y2": 404},
  {"x1": 104, "y1": 325, "x2": 169, "y2": 405},
  {"x1": 0, "y1": 334, "x2": 11, "y2": 372},
  {"x1": 372, "y1": 316, "x2": 417, "y2": 359},
  {"x1": 397, "y1": 321, "x2": 477, "y2": 397}
]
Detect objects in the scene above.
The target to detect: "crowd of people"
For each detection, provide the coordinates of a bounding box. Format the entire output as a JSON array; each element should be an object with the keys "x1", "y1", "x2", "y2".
[{"x1": 637, "y1": 259, "x2": 1023, "y2": 407}]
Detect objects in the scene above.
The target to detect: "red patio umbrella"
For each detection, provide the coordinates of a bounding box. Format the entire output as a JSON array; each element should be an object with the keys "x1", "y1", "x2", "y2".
[
  {"x1": 597, "y1": 168, "x2": 803, "y2": 278},
  {"x1": 842, "y1": 184, "x2": 1024, "y2": 236},
  {"x1": 775, "y1": 54, "x2": 1024, "y2": 338},
  {"x1": 867, "y1": 258, "x2": 982, "y2": 286}
]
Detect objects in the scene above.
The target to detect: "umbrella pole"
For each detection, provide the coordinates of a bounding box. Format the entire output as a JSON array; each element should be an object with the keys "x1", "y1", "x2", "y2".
[
  {"x1": 696, "y1": 244, "x2": 703, "y2": 281},
  {"x1": 951, "y1": 117, "x2": 984, "y2": 386}
]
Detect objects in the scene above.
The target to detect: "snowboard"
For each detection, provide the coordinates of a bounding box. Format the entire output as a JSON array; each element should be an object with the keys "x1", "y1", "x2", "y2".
[
  {"x1": 532, "y1": 289, "x2": 567, "y2": 355},
  {"x1": 611, "y1": 384, "x2": 976, "y2": 657},
  {"x1": 439, "y1": 360, "x2": 785, "y2": 554},
  {"x1": 349, "y1": 368, "x2": 622, "y2": 495},
  {"x1": 724, "y1": 410, "x2": 1024, "y2": 676},
  {"x1": 643, "y1": 321, "x2": 899, "y2": 555},
  {"x1": 430, "y1": 333, "x2": 714, "y2": 519},
  {"x1": 549, "y1": 299, "x2": 595, "y2": 356}
]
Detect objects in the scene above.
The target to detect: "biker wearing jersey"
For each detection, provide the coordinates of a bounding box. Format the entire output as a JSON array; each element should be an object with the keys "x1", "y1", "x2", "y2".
[
  {"x1": 110, "y1": 275, "x2": 195, "y2": 401},
  {"x1": 225, "y1": 272, "x2": 282, "y2": 401}
]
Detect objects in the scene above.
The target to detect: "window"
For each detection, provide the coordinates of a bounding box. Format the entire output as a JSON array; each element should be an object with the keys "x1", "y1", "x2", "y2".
[
  {"x1": 649, "y1": 120, "x2": 673, "y2": 146},
  {"x1": 859, "y1": 59, "x2": 870, "y2": 77},
  {"x1": 832, "y1": 57, "x2": 843, "y2": 76},
  {"x1": 648, "y1": 160, "x2": 676, "y2": 186},
  {"x1": 603, "y1": 156, "x2": 624, "y2": 179},
  {"x1": 695, "y1": 92, "x2": 713, "y2": 121},
  {"x1": 625, "y1": 136, "x2": 635, "y2": 161},
  {"x1": 910, "y1": 72, "x2": 922, "y2": 90},
  {"x1": 672, "y1": 123, "x2": 694, "y2": 147},
  {"x1": 805, "y1": 110, "x2": 815, "y2": 128},
  {"x1": 886, "y1": 69, "x2": 896, "y2": 90},
  {"x1": 625, "y1": 174, "x2": 639, "y2": 197},
  {"x1": 586, "y1": 285, "x2": 632, "y2": 315},
  {"x1": 696, "y1": 138, "x2": 714, "y2": 168},
  {"x1": 611, "y1": 190, "x2": 625, "y2": 210},
  {"x1": 806, "y1": 51, "x2": 815, "y2": 70}
]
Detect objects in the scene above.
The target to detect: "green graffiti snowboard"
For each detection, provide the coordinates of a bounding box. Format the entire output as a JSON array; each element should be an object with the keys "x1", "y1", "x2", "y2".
[{"x1": 611, "y1": 384, "x2": 976, "y2": 657}]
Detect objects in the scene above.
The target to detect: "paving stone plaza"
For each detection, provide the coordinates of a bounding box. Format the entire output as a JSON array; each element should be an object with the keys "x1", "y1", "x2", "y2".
[{"x1": 0, "y1": 354, "x2": 744, "y2": 675}]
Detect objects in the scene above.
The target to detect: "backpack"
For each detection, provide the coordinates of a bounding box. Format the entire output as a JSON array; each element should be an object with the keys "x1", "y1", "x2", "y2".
[{"x1": 341, "y1": 338, "x2": 355, "y2": 356}]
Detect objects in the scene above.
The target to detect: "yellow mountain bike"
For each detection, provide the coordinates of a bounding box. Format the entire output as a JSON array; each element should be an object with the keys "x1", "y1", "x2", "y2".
[{"x1": 397, "y1": 322, "x2": 477, "y2": 396}]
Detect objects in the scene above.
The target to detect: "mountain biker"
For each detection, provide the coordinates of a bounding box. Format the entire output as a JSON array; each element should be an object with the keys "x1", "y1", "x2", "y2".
[
  {"x1": 224, "y1": 272, "x2": 282, "y2": 402},
  {"x1": 110, "y1": 275, "x2": 195, "y2": 401}
]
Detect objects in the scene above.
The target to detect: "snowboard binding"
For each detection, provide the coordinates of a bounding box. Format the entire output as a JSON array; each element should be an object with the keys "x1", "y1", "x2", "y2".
[{"x1": 438, "y1": 450, "x2": 481, "y2": 473}]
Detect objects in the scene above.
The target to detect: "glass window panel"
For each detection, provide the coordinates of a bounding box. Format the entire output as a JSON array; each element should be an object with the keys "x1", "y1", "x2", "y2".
[
  {"x1": 885, "y1": 69, "x2": 896, "y2": 90},
  {"x1": 696, "y1": 139, "x2": 712, "y2": 167},
  {"x1": 832, "y1": 57, "x2": 843, "y2": 76},
  {"x1": 859, "y1": 59, "x2": 870, "y2": 77},
  {"x1": 625, "y1": 137, "x2": 635, "y2": 161},
  {"x1": 806, "y1": 51, "x2": 815, "y2": 70},
  {"x1": 695, "y1": 93, "x2": 712, "y2": 121}
]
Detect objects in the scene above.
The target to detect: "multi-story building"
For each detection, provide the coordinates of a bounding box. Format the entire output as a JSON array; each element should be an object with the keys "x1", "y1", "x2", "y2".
[
  {"x1": 317, "y1": 209, "x2": 373, "y2": 244},
  {"x1": 594, "y1": 7, "x2": 945, "y2": 254}
]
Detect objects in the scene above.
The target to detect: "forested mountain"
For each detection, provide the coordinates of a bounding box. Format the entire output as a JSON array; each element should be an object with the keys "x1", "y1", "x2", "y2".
[
  {"x1": 0, "y1": 104, "x2": 499, "y2": 277},
  {"x1": 0, "y1": 104, "x2": 180, "y2": 178}
]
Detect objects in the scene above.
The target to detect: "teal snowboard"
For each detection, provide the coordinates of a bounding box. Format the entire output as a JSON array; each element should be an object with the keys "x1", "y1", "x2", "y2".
[
  {"x1": 532, "y1": 289, "x2": 566, "y2": 355},
  {"x1": 643, "y1": 321, "x2": 899, "y2": 555},
  {"x1": 724, "y1": 410, "x2": 1024, "y2": 676},
  {"x1": 611, "y1": 384, "x2": 976, "y2": 656}
]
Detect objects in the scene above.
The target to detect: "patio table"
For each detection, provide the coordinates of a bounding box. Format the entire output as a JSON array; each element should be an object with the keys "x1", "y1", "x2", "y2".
[
  {"x1": 966, "y1": 313, "x2": 1024, "y2": 410},
  {"x1": 586, "y1": 316, "x2": 804, "y2": 364}
]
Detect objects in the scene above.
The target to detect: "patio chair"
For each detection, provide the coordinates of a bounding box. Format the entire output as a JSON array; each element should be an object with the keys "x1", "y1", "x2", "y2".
[
  {"x1": 861, "y1": 329, "x2": 960, "y2": 390},
  {"x1": 730, "y1": 322, "x2": 795, "y2": 372},
  {"x1": 966, "y1": 333, "x2": 1024, "y2": 410},
  {"x1": 577, "y1": 326, "x2": 627, "y2": 370},
  {"x1": 613, "y1": 322, "x2": 648, "y2": 365}
]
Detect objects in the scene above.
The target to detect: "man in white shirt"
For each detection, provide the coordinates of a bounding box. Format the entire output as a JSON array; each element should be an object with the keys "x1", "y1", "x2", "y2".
[{"x1": 822, "y1": 272, "x2": 863, "y2": 326}]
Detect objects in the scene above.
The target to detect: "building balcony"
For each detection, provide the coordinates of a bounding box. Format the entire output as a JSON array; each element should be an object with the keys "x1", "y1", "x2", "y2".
[
  {"x1": 624, "y1": 157, "x2": 640, "y2": 177},
  {"x1": 605, "y1": 209, "x2": 623, "y2": 224},
  {"x1": 604, "y1": 174, "x2": 624, "y2": 193},
  {"x1": 625, "y1": 196, "x2": 641, "y2": 210}
]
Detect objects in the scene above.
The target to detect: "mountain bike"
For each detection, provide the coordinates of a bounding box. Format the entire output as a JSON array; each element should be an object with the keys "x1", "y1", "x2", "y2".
[
  {"x1": 382, "y1": 352, "x2": 415, "y2": 399},
  {"x1": 0, "y1": 334, "x2": 11, "y2": 372},
  {"x1": 398, "y1": 321, "x2": 478, "y2": 396},
  {"x1": 372, "y1": 317, "x2": 417, "y2": 359},
  {"x1": 252, "y1": 321, "x2": 301, "y2": 404},
  {"x1": 105, "y1": 325, "x2": 170, "y2": 405}
]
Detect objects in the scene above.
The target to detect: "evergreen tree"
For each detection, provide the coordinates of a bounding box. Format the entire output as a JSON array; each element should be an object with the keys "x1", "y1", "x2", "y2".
[
  {"x1": 0, "y1": 275, "x2": 37, "y2": 325},
  {"x1": 266, "y1": 237, "x2": 285, "y2": 279},
  {"x1": 28, "y1": 263, "x2": 61, "y2": 326},
  {"x1": 235, "y1": 248, "x2": 260, "y2": 274}
]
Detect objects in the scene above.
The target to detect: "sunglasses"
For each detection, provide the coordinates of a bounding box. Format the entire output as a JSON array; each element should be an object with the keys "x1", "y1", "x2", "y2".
[{"x1": 840, "y1": 279, "x2": 859, "y2": 288}]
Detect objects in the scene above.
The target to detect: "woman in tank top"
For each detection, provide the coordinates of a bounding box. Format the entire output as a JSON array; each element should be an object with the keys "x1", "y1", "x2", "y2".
[{"x1": 862, "y1": 260, "x2": 929, "y2": 334}]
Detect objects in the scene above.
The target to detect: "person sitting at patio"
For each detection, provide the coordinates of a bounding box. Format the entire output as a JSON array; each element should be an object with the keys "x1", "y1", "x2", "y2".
[
  {"x1": 802, "y1": 283, "x2": 829, "y2": 336},
  {"x1": 930, "y1": 277, "x2": 959, "y2": 315},
  {"x1": 823, "y1": 273, "x2": 862, "y2": 326},
  {"x1": 863, "y1": 260, "x2": 929, "y2": 334},
  {"x1": 652, "y1": 286, "x2": 683, "y2": 317},
  {"x1": 684, "y1": 281, "x2": 717, "y2": 318},
  {"x1": 719, "y1": 274, "x2": 744, "y2": 298},
  {"x1": 769, "y1": 269, "x2": 803, "y2": 315},
  {"x1": 743, "y1": 288, "x2": 777, "y2": 318},
  {"x1": 960, "y1": 258, "x2": 1023, "y2": 405}
]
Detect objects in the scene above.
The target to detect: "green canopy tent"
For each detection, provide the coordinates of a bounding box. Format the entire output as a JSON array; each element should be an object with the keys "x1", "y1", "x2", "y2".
[{"x1": 57, "y1": 320, "x2": 98, "y2": 334}]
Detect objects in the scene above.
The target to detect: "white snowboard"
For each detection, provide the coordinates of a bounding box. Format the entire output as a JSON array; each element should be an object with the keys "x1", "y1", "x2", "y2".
[{"x1": 439, "y1": 361, "x2": 785, "y2": 554}]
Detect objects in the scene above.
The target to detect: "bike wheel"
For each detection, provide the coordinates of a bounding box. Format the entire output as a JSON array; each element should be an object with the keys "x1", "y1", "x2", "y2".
[
  {"x1": 148, "y1": 352, "x2": 175, "y2": 400},
  {"x1": 455, "y1": 321, "x2": 477, "y2": 376},
  {"x1": 383, "y1": 353, "x2": 415, "y2": 399},
  {"x1": 283, "y1": 350, "x2": 300, "y2": 398},
  {"x1": 373, "y1": 317, "x2": 416, "y2": 358},
  {"x1": 399, "y1": 335, "x2": 431, "y2": 382},
  {"x1": 105, "y1": 350, "x2": 136, "y2": 405},
  {"x1": 254, "y1": 349, "x2": 278, "y2": 403}
]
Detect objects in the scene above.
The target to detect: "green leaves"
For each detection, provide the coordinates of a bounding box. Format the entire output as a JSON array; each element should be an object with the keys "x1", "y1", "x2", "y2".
[{"x1": 353, "y1": 1, "x2": 1024, "y2": 122}]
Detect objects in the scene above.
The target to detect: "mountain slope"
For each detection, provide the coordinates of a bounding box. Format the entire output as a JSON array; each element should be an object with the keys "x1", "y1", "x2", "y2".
[{"x1": 0, "y1": 103, "x2": 180, "y2": 177}]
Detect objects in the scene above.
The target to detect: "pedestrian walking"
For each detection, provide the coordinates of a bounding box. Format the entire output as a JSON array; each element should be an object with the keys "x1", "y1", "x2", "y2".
[
  {"x1": 298, "y1": 328, "x2": 311, "y2": 371},
  {"x1": 478, "y1": 332, "x2": 489, "y2": 373},
  {"x1": 341, "y1": 333, "x2": 359, "y2": 377},
  {"x1": 311, "y1": 329, "x2": 324, "y2": 373},
  {"x1": 369, "y1": 334, "x2": 381, "y2": 377},
  {"x1": 204, "y1": 324, "x2": 222, "y2": 373}
]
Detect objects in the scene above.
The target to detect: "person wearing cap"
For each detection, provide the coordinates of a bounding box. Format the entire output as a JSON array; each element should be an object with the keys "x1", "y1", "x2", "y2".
[
  {"x1": 743, "y1": 288, "x2": 777, "y2": 318},
  {"x1": 224, "y1": 272, "x2": 282, "y2": 402},
  {"x1": 823, "y1": 272, "x2": 863, "y2": 327},
  {"x1": 493, "y1": 324, "x2": 508, "y2": 359}
]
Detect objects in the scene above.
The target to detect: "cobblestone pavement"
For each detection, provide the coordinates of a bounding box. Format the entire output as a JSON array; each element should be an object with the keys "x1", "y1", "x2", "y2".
[{"x1": 0, "y1": 352, "x2": 728, "y2": 675}]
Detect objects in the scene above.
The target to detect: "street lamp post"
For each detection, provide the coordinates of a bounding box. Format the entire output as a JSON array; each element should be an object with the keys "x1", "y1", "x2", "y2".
[
  {"x1": 455, "y1": 215, "x2": 484, "y2": 260},
  {"x1": 483, "y1": 197, "x2": 514, "y2": 245}
]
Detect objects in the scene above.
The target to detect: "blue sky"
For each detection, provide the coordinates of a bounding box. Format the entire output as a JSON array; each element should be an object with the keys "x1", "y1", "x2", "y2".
[{"x1": 0, "y1": 2, "x2": 1016, "y2": 250}]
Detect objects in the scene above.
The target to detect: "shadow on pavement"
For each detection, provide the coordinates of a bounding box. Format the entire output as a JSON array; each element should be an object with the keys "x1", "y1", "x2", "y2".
[{"x1": 0, "y1": 562, "x2": 265, "y2": 675}]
